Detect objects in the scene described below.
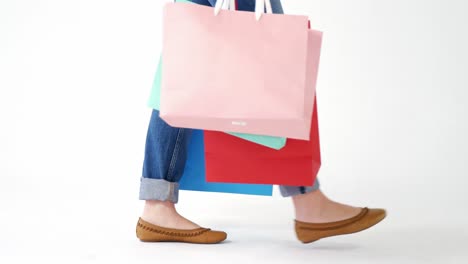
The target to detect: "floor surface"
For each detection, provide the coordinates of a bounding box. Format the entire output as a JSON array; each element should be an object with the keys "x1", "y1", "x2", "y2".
[{"x1": 0, "y1": 190, "x2": 466, "y2": 264}]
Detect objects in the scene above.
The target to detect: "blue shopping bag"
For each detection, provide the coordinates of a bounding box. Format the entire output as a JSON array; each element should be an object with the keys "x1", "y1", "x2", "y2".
[{"x1": 179, "y1": 130, "x2": 273, "y2": 196}]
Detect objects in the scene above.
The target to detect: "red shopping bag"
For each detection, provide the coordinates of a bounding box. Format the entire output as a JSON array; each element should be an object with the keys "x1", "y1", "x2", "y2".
[{"x1": 204, "y1": 97, "x2": 321, "y2": 186}]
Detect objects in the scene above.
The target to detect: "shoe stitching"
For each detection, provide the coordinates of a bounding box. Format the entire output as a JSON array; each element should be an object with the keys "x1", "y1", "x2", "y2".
[
  {"x1": 297, "y1": 207, "x2": 368, "y2": 226},
  {"x1": 137, "y1": 222, "x2": 211, "y2": 237},
  {"x1": 297, "y1": 208, "x2": 370, "y2": 231}
]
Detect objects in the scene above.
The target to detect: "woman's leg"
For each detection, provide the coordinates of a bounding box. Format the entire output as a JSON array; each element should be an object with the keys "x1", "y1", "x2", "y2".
[
  {"x1": 139, "y1": 110, "x2": 201, "y2": 229},
  {"x1": 140, "y1": 109, "x2": 192, "y2": 203},
  {"x1": 280, "y1": 183, "x2": 363, "y2": 223},
  {"x1": 139, "y1": 0, "x2": 218, "y2": 230},
  {"x1": 262, "y1": 0, "x2": 365, "y2": 224}
]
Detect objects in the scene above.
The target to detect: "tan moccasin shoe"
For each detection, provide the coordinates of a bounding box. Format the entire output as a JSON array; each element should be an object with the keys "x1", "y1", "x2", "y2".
[
  {"x1": 136, "y1": 218, "x2": 227, "y2": 244},
  {"x1": 295, "y1": 207, "x2": 387, "y2": 243}
]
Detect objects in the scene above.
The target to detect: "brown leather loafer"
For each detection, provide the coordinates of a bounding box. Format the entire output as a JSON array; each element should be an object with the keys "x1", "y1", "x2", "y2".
[
  {"x1": 295, "y1": 207, "x2": 386, "y2": 243},
  {"x1": 136, "y1": 218, "x2": 227, "y2": 244}
]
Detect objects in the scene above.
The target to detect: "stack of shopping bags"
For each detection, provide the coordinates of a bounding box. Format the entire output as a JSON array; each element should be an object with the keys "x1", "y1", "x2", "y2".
[{"x1": 147, "y1": 0, "x2": 323, "y2": 196}]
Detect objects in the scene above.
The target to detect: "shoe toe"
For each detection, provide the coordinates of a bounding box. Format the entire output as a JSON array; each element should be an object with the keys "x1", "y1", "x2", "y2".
[
  {"x1": 367, "y1": 208, "x2": 387, "y2": 224},
  {"x1": 205, "y1": 230, "x2": 227, "y2": 243}
]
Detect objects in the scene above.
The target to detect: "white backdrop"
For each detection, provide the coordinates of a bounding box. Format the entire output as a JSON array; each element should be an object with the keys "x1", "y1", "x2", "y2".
[{"x1": 1, "y1": 0, "x2": 467, "y2": 263}]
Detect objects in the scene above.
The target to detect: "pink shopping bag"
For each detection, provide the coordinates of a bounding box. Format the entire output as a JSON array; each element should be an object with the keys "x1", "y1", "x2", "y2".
[{"x1": 160, "y1": 1, "x2": 323, "y2": 140}]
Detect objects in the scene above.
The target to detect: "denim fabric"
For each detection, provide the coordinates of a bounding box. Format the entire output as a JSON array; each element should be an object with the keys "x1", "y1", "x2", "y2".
[
  {"x1": 139, "y1": 0, "x2": 320, "y2": 202},
  {"x1": 183, "y1": 0, "x2": 283, "y2": 13},
  {"x1": 140, "y1": 110, "x2": 193, "y2": 202}
]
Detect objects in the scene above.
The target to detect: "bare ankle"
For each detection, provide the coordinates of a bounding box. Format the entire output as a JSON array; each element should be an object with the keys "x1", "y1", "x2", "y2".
[
  {"x1": 293, "y1": 189, "x2": 325, "y2": 208},
  {"x1": 142, "y1": 200, "x2": 177, "y2": 218},
  {"x1": 291, "y1": 190, "x2": 362, "y2": 223},
  {"x1": 292, "y1": 190, "x2": 339, "y2": 221},
  {"x1": 140, "y1": 200, "x2": 201, "y2": 229},
  {"x1": 145, "y1": 200, "x2": 176, "y2": 210}
]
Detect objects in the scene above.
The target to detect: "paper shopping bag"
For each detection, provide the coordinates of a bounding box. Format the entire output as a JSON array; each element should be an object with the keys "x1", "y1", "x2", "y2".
[
  {"x1": 204, "y1": 96, "x2": 321, "y2": 186},
  {"x1": 147, "y1": 55, "x2": 286, "y2": 149},
  {"x1": 227, "y1": 132, "x2": 285, "y2": 150},
  {"x1": 147, "y1": 0, "x2": 287, "y2": 149},
  {"x1": 179, "y1": 129, "x2": 273, "y2": 195},
  {"x1": 160, "y1": 2, "x2": 323, "y2": 140}
]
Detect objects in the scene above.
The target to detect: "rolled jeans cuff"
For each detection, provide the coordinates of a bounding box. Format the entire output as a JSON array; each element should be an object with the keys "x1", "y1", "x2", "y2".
[
  {"x1": 139, "y1": 177, "x2": 180, "y2": 203},
  {"x1": 279, "y1": 178, "x2": 321, "y2": 197}
]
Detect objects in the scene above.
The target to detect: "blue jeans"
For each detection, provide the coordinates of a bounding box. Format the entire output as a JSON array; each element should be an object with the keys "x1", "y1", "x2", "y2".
[{"x1": 139, "y1": 0, "x2": 320, "y2": 203}]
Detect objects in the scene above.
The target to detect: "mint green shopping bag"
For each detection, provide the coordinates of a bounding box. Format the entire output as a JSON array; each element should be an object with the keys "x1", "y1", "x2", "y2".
[
  {"x1": 147, "y1": 55, "x2": 286, "y2": 150},
  {"x1": 147, "y1": 57, "x2": 163, "y2": 110}
]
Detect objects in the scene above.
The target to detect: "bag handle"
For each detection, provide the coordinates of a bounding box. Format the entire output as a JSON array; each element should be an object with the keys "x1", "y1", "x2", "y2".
[
  {"x1": 214, "y1": 0, "x2": 236, "y2": 13},
  {"x1": 214, "y1": 0, "x2": 272, "y2": 20},
  {"x1": 254, "y1": 0, "x2": 272, "y2": 20}
]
